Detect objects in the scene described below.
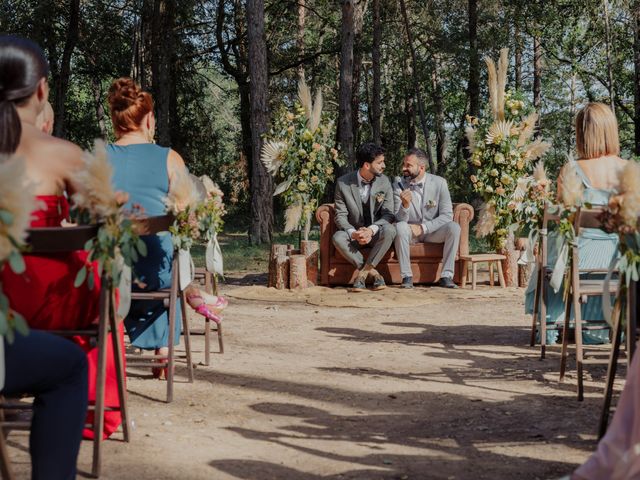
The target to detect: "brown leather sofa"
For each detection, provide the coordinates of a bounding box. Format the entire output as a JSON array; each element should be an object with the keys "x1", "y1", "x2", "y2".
[{"x1": 315, "y1": 203, "x2": 475, "y2": 286}]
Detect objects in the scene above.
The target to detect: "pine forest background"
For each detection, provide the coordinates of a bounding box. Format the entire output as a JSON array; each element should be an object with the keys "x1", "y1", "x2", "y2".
[{"x1": 2, "y1": 0, "x2": 640, "y2": 244}]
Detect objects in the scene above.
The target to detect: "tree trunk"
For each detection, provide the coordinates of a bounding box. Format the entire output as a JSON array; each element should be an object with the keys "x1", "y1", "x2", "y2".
[
  {"x1": 289, "y1": 254, "x2": 308, "y2": 289},
  {"x1": 297, "y1": 0, "x2": 306, "y2": 78},
  {"x1": 351, "y1": 1, "x2": 367, "y2": 147},
  {"x1": 274, "y1": 254, "x2": 289, "y2": 289},
  {"x1": 431, "y1": 53, "x2": 446, "y2": 175},
  {"x1": 371, "y1": 0, "x2": 382, "y2": 144},
  {"x1": 301, "y1": 240, "x2": 319, "y2": 287},
  {"x1": 53, "y1": 0, "x2": 80, "y2": 139},
  {"x1": 405, "y1": 59, "x2": 416, "y2": 150},
  {"x1": 247, "y1": 0, "x2": 273, "y2": 244},
  {"x1": 514, "y1": 20, "x2": 522, "y2": 91},
  {"x1": 91, "y1": 75, "x2": 107, "y2": 138},
  {"x1": 603, "y1": 0, "x2": 616, "y2": 114},
  {"x1": 337, "y1": 0, "x2": 355, "y2": 171},
  {"x1": 151, "y1": 0, "x2": 175, "y2": 147},
  {"x1": 634, "y1": 0, "x2": 640, "y2": 155},
  {"x1": 533, "y1": 34, "x2": 542, "y2": 115},
  {"x1": 467, "y1": 0, "x2": 480, "y2": 118},
  {"x1": 399, "y1": 0, "x2": 434, "y2": 173}
]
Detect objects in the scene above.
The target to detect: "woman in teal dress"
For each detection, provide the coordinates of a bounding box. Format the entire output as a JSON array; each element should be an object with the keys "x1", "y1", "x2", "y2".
[
  {"x1": 105, "y1": 77, "x2": 189, "y2": 373},
  {"x1": 526, "y1": 102, "x2": 627, "y2": 344}
]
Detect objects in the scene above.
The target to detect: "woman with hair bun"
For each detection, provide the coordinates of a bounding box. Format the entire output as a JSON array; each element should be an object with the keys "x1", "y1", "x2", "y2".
[
  {"x1": 0, "y1": 35, "x2": 124, "y2": 443},
  {"x1": 106, "y1": 77, "x2": 226, "y2": 379}
]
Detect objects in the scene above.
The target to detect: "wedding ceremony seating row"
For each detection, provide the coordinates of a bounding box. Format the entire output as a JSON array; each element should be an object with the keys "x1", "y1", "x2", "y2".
[
  {"x1": 1, "y1": 225, "x2": 130, "y2": 478},
  {"x1": 316, "y1": 202, "x2": 474, "y2": 286}
]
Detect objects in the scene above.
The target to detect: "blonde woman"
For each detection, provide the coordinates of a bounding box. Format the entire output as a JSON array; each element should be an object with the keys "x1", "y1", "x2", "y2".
[{"x1": 525, "y1": 102, "x2": 626, "y2": 345}]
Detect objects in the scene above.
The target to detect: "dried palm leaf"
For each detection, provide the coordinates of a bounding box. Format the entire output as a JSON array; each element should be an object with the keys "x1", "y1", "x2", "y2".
[
  {"x1": 513, "y1": 177, "x2": 530, "y2": 202},
  {"x1": 485, "y1": 120, "x2": 513, "y2": 145},
  {"x1": 284, "y1": 202, "x2": 303, "y2": 233},
  {"x1": 273, "y1": 177, "x2": 294, "y2": 196},
  {"x1": 261, "y1": 140, "x2": 287, "y2": 176}
]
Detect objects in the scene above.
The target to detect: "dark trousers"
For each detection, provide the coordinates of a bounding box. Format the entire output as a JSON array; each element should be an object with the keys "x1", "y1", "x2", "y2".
[{"x1": 4, "y1": 330, "x2": 88, "y2": 480}]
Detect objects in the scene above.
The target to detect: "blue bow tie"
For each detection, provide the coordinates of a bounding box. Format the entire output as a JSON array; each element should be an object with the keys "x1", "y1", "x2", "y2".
[{"x1": 409, "y1": 182, "x2": 423, "y2": 191}]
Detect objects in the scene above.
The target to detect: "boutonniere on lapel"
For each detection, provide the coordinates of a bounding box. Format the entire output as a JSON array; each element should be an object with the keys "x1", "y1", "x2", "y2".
[
  {"x1": 427, "y1": 199, "x2": 437, "y2": 208},
  {"x1": 375, "y1": 192, "x2": 386, "y2": 204}
]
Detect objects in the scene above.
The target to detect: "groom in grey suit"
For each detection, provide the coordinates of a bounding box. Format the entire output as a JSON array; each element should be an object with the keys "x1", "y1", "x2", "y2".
[
  {"x1": 333, "y1": 143, "x2": 396, "y2": 292},
  {"x1": 393, "y1": 148, "x2": 460, "y2": 288}
]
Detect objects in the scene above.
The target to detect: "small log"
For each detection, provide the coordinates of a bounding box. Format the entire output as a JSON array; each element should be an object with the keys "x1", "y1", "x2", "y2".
[
  {"x1": 274, "y1": 254, "x2": 289, "y2": 290},
  {"x1": 499, "y1": 231, "x2": 519, "y2": 287},
  {"x1": 289, "y1": 254, "x2": 308, "y2": 289},
  {"x1": 519, "y1": 262, "x2": 533, "y2": 287},
  {"x1": 301, "y1": 240, "x2": 319, "y2": 287},
  {"x1": 268, "y1": 244, "x2": 289, "y2": 288}
]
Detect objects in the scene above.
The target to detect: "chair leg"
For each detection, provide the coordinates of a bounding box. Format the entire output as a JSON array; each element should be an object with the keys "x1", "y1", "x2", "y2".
[
  {"x1": 180, "y1": 290, "x2": 194, "y2": 383},
  {"x1": 217, "y1": 323, "x2": 224, "y2": 354},
  {"x1": 574, "y1": 292, "x2": 585, "y2": 401},
  {"x1": 489, "y1": 262, "x2": 495, "y2": 287},
  {"x1": 108, "y1": 289, "x2": 130, "y2": 443},
  {"x1": 0, "y1": 427, "x2": 15, "y2": 480},
  {"x1": 599, "y1": 300, "x2": 623, "y2": 439},
  {"x1": 496, "y1": 261, "x2": 506, "y2": 288},
  {"x1": 461, "y1": 260, "x2": 468, "y2": 289},
  {"x1": 92, "y1": 287, "x2": 110, "y2": 478},
  {"x1": 559, "y1": 291, "x2": 573, "y2": 381},
  {"x1": 166, "y1": 267, "x2": 178, "y2": 404},
  {"x1": 472, "y1": 263, "x2": 477, "y2": 290},
  {"x1": 530, "y1": 268, "x2": 542, "y2": 347},
  {"x1": 540, "y1": 275, "x2": 549, "y2": 360}
]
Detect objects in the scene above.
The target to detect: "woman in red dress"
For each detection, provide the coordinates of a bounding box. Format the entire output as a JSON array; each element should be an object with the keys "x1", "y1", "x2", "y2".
[{"x1": 0, "y1": 35, "x2": 122, "y2": 439}]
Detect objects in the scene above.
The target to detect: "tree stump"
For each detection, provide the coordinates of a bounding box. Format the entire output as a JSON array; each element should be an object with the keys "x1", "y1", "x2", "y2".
[
  {"x1": 499, "y1": 231, "x2": 519, "y2": 287},
  {"x1": 289, "y1": 254, "x2": 308, "y2": 289},
  {"x1": 301, "y1": 240, "x2": 319, "y2": 287},
  {"x1": 268, "y1": 244, "x2": 289, "y2": 288},
  {"x1": 273, "y1": 254, "x2": 289, "y2": 290},
  {"x1": 516, "y1": 237, "x2": 533, "y2": 287}
]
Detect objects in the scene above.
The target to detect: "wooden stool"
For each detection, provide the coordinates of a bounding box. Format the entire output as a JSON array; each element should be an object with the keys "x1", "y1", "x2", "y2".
[{"x1": 460, "y1": 254, "x2": 506, "y2": 289}]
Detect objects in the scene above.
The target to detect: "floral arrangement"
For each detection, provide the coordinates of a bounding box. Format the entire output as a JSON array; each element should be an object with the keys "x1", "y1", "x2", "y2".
[
  {"x1": 165, "y1": 168, "x2": 201, "y2": 250},
  {"x1": 600, "y1": 161, "x2": 640, "y2": 288},
  {"x1": 0, "y1": 156, "x2": 38, "y2": 342},
  {"x1": 71, "y1": 140, "x2": 147, "y2": 288},
  {"x1": 261, "y1": 77, "x2": 344, "y2": 240},
  {"x1": 468, "y1": 48, "x2": 551, "y2": 250},
  {"x1": 195, "y1": 175, "x2": 226, "y2": 240}
]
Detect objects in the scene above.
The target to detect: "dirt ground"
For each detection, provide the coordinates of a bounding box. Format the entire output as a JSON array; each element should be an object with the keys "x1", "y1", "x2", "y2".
[{"x1": 7, "y1": 272, "x2": 614, "y2": 480}]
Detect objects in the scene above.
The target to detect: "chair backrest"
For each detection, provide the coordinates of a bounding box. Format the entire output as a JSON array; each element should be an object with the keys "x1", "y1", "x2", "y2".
[
  {"x1": 132, "y1": 214, "x2": 175, "y2": 236},
  {"x1": 26, "y1": 225, "x2": 99, "y2": 253}
]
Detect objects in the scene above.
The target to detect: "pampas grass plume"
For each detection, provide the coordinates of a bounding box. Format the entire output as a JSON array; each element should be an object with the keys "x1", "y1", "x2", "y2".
[
  {"x1": 475, "y1": 203, "x2": 497, "y2": 237},
  {"x1": 165, "y1": 167, "x2": 200, "y2": 214},
  {"x1": 619, "y1": 161, "x2": 640, "y2": 229},
  {"x1": 560, "y1": 160, "x2": 584, "y2": 207},
  {"x1": 284, "y1": 203, "x2": 303, "y2": 233},
  {"x1": 0, "y1": 155, "x2": 38, "y2": 261}
]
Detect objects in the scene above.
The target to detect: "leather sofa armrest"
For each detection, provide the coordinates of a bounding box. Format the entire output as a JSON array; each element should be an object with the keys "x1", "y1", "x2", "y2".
[
  {"x1": 316, "y1": 204, "x2": 335, "y2": 284},
  {"x1": 453, "y1": 202, "x2": 474, "y2": 257}
]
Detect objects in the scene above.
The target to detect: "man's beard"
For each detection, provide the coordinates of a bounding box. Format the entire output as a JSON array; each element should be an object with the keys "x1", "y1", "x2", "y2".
[
  {"x1": 373, "y1": 170, "x2": 383, "y2": 177},
  {"x1": 403, "y1": 170, "x2": 419, "y2": 180}
]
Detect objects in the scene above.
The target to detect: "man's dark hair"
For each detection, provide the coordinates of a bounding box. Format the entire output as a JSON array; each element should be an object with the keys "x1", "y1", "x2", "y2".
[
  {"x1": 406, "y1": 147, "x2": 429, "y2": 167},
  {"x1": 355, "y1": 142, "x2": 385, "y2": 168}
]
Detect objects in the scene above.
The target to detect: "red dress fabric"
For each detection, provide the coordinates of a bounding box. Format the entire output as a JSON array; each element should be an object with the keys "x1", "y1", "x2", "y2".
[{"x1": 1, "y1": 195, "x2": 124, "y2": 439}]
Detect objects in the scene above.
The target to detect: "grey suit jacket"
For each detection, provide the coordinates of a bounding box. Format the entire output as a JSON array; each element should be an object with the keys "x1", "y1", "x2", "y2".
[
  {"x1": 393, "y1": 173, "x2": 453, "y2": 234},
  {"x1": 334, "y1": 171, "x2": 395, "y2": 232}
]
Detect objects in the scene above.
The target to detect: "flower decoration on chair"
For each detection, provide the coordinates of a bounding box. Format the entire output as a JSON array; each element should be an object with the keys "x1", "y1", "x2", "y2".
[
  {"x1": 261, "y1": 77, "x2": 345, "y2": 241},
  {"x1": 0, "y1": 156, "x2": 39, "y2": 342},
  {"x1": 467, "y1": 48, "x2": 551, "y2": 250},
  {"x1": 71, "y1": 139, "x2": 147, "y2": 287},
  {"x1": 195, "y1": 175, "x2": 226, "y2": 240},
  {"x1": 164, "y1": 167, "x2": 201, "y2": 251}
]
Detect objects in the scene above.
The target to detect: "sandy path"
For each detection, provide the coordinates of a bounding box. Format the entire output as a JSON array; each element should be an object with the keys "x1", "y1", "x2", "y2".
[{"x1": 8, "y1": 280, "x2": 608, "y2": 479}]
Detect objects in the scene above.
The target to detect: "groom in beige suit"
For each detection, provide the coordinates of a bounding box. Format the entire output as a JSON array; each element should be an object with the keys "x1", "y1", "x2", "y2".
[
  {"x1": 393, "y1": 148, "x2": 460, "y2": 289},
  {"x1": 333, "y1": 143, "x2": 396, "y2": 292}
]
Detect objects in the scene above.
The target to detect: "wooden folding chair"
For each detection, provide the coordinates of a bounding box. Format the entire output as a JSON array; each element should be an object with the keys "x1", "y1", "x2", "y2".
[
  {"x1": 530, "y1": 205, "x2": 560, "y2": 359},
  {"x1": 598, "y1": 278, "x2": 639, "y2": 438},
  {"x1": 558, "y1": 208, "x2": 618, "y2": 401},
  {"x1": 0, "y1": 412, "x2": 14, "y2": 480},
  {"x1": 125, "y1": 215, "x2": 194, "y2": 403},
  {"x1": 193, "y1": 267, "x2": 224, "y2": 364},
  {"x1": 0, "y1": 225, "x2": 130, "y2": 478}
]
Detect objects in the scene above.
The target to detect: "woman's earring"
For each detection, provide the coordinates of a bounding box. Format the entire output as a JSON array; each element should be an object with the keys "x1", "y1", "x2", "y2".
[{"x1": 147, "y1": 129, "x2": 155, "y2": 144}]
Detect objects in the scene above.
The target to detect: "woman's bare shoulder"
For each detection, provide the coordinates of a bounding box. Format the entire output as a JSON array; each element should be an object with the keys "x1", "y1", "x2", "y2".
[{"x1": 34, "y1": 133, "x2": 84, "y2": 167}]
